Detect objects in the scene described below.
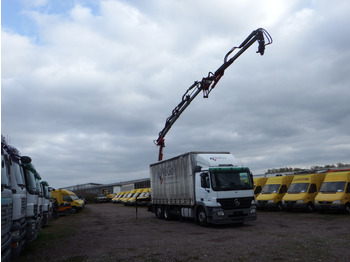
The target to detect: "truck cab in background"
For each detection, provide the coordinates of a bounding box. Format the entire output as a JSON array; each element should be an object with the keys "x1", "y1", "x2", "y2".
[
  {"x1": 2, "y1": 142, "x2": 31, "y2": 258},
  {"x1": 1, "y1": 141, "x2": 13, "y2": 262},
  {"x1": 22, "y1": 161, "x2": 41, "y2": 243},
  {"x1": 35, "y1": 177, "x2": 44, "y2": 230},
  {"x1": 41, "y1": 181, "x2": 52, "y2": 226}
]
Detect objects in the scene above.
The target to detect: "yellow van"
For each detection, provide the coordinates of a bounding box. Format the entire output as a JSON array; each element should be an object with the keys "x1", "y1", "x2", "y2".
[
  {"x1": 253, "y1": 177, "x2": 268, "y2": 198},
  {"x1": 315, "y1": 171, "x2": 350, "y2": 213},
  {"x1": 106, "y1": 193, "x2": 116, "y2": 202},
  {"x1": 136, "y1": 188, "x2": 151, "y2": 206},
  {"x1": 124, "y1": 188, "x2": 146, "y2": 206},
  {"x1": 120, "y1": 189, "x2": 137, "y2": 204},
  {"x1": 51, "y1": 189, "x2": 84, "y2": 214},
  {"x1": 112, "y1": 192, "x2": 123, "y2": 204},
  {"x1": 256, "y1": 175, "x2": 294, "y2": 210},
  {"x1": 282, "y1": 173, "x2": 325, "y2": 212},
  {"x1": 116, "y1": 191, "x2": 129, "y2": 203}
]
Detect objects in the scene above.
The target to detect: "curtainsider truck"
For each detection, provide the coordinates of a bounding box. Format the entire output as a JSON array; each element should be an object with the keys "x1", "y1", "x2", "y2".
[{"x1": 148, "y1": 152, "x2": 256, "y2": 226}]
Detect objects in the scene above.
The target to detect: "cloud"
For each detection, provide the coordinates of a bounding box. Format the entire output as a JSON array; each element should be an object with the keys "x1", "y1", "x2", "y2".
[{"x1": 2, "y1": 0, "x2": 350, "y2": 188}]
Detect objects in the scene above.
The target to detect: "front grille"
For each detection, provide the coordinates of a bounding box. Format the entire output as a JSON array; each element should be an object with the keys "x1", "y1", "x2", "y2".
[
  {"x1": 217, "y1": 197, "x2": 254, "y2": 210},
  {"x1": 21, "y1": 198, "x2": 27, "y2": 215}
]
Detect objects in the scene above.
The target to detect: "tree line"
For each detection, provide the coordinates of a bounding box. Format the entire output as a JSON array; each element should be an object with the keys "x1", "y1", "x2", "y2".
[{"x1": 266, "y1": 163, "x2": 350, "y2": 174}]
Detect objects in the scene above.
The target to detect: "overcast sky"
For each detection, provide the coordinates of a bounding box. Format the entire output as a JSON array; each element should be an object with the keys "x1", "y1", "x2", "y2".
[{"x1": 2, "y1": 0, "x2": 350, "y2": 188}]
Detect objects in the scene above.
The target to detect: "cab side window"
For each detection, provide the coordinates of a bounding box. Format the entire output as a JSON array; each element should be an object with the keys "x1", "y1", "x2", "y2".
[
  {"x1": 346, "y1": 183, "x2": 350, "y2": 193},
  {"x1": 254, "y1": 186, "x2": 262, "y2": 195},
  {"x1": 200, "y1": 173, "x2": 210, "y2": 188},
  {"x1": 308, "y1": 184, "x2": 317, "y2": 193},
  {"x1": 279, "y1": 185, "x2": 287, "y2": 194},
  {"x1": 63, "y1": 195, "x2": 71, "y2": 202}
]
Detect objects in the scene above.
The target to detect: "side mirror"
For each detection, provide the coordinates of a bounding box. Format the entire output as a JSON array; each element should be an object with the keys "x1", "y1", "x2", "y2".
[
  {"x1": 194, "y1": 166, "x2": 202, "y2": 172},
  {"x1": 21, "y1": 156, "x2": 32, "y2": 164}
]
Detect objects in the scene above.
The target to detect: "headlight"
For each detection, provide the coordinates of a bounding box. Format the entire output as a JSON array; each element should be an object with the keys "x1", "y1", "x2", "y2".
[
  {"x1": 251, "y1": 199, "x2": 256, "y2": 205},
  {"x1": 268, "y1": 199, "x2": 274, "y2": 203},
  {"x1": 333, "y1": 200, "x2": 341, "y2": 204},
  {"x1": 216, "y1": 210, "x2": 225, "y2": 216},
  {"x1": 12, "y1": 230, "x2": 20, "y2": 238},
  {"x1": 296, "y1": 200, "x2": 304, "y2": 204},
  {"x1": 282, "y1": 200, "x2": 285, "y2": 204},
  {"x1": 315, "y1": 200, "x2": 319, "y2": 204}
]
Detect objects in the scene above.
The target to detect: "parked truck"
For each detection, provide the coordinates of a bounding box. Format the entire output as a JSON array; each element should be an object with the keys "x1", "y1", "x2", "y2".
[
  {"x1": 41, "y1": 181, "x2": 52, "y2": 226},
  {"x1": 315, "y1": 170, "x2": 350, "y2": 213},
  {"x1": 256, "y1": 175, "x2": 294, "y2": 210},
  {"x1": 148, "y1": 152, "x2": 256, "y2": 226},
  {"x1": 282, "y1": 173, "x2": 326, "y2": 212},
  {"x1": 22, "y1": 161, "x2": 41, "y2": 243},
  {"x1": 2, "y1": 141, "x2": 30, "y2": 258},
  {"x1": 1, "y1": 142, "x2": 13, "y2": 262}
]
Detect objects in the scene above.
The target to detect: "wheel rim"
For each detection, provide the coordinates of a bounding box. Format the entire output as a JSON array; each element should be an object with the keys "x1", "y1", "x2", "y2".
[
  {"x1": 156, "y1": 207, "x2": 162, "y2": 218},
  {"x1": 198, "y1": 210, "x2": 206, "y2": 223}
]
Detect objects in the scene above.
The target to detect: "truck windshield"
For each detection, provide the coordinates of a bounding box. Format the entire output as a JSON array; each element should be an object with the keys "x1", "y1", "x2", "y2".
[
  {"x1": 1, "y1": 155, "x2": 11, "y2": 187},
  {"x1": 261, "y1": 184, "x2": 280, "y2": 194},
  {"x1": 36, "y1": 179, "x2": 43, "y2": 196},
  {"x1": 287, "y1": 183, "x2": 309, "y2": 193},
  {"x1": 319, "y1": 182, "x2": 346, "y2": 193},
  {"x1": 210, "y1": 170, "x2": 253, "y2": 191},
  {"x1": 43, "y1": 186, "x2": 50, "y2": 199},
  {"x1": 70, "y1": 194, "x2": 79, "y2": 200},
  {"x1": 24, "y1": 169, "x2": 37, "y2": 194},
  {"x1": 11, "y1": 162, "x2": 26, "y2": 187}
]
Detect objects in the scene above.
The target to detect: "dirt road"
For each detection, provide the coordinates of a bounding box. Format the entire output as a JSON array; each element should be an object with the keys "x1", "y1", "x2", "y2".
[{"x1": 15, "y1": 203, "x2": 350, "y2": 262}]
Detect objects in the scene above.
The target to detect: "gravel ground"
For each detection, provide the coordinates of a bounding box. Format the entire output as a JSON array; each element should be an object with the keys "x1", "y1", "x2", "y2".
[{"x1": 14, "y1": 203, "x2": 350, "y2": 262}]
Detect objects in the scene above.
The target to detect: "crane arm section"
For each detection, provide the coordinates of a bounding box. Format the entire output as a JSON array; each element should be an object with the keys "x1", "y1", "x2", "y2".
[{"x1": 155, "y1": 28, "x2": 272, "y2": 161}]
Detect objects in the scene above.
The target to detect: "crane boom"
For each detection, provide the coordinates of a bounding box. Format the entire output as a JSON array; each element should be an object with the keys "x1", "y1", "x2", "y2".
[{"x1": 155, "y1": 28, "x2": 272, "y2": 161}]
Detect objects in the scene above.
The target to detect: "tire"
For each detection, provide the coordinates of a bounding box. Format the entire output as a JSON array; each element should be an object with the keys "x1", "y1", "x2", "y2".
[
  {"x1": 196, "y1": 207, "x2": 208, "y2": 227},
  {"x1": 156, "y1": 206, "x2": 164, "y2": 219},
  {"x1": 71, "y1": 207, "x2": 77, "y2": 214},
  {"x1": 306, "y1": 203, "x2": 314, "y2": 213},
  {"x1": 344, "y1": 204, "x2": 350, "y2": 214},
  {"x1": 277, "y1": 202, "x2": 284, "y2": 211},
  {"x1": 163, "y1": 208, "x2": 171, "y2": 220}
]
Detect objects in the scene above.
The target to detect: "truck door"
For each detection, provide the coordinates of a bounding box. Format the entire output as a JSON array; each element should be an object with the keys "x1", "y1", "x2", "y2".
[{"x1": 198, "y1": 172, "x2": 211, "y2": 203}]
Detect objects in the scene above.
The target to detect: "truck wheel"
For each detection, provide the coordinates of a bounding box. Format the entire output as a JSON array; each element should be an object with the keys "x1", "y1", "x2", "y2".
[
  {"x1": 345, "y1": 204, "x2": 350, "y2": 214},
  {"x1": 277, "y1": 202, "x2": 284, "y2": 211},
  {"x1": 71, "y1": 207, "x2": 77, "y2": 214},
  {"x1": 164, "y1": 208, "x2": 171, "y2": 220},
  {"x1": 156, "y1": 206, "x2": 164, "y2": 219},
  {"x1": 196, "y1": 207, "x2": 208, "y2": 227},
  {"x1": 306, "y1": 203, "x2": 314, "y2": 213}
]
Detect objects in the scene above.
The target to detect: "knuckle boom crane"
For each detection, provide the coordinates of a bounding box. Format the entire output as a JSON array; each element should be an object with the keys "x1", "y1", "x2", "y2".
[{"x1": 154, "y1": 28, "x2": 272, "y2": 161}]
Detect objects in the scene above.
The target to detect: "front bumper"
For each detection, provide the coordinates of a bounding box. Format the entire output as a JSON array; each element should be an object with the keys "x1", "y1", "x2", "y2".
[
  {"x1": 257, "y1": 200, "x2": 281, "y2": 209},
  {"x1": 206, "y1": 206, "x2": 257, "y2": 224},
  {"x1": 315, "y1": 203, "x2": 345, "y2": 211}
]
